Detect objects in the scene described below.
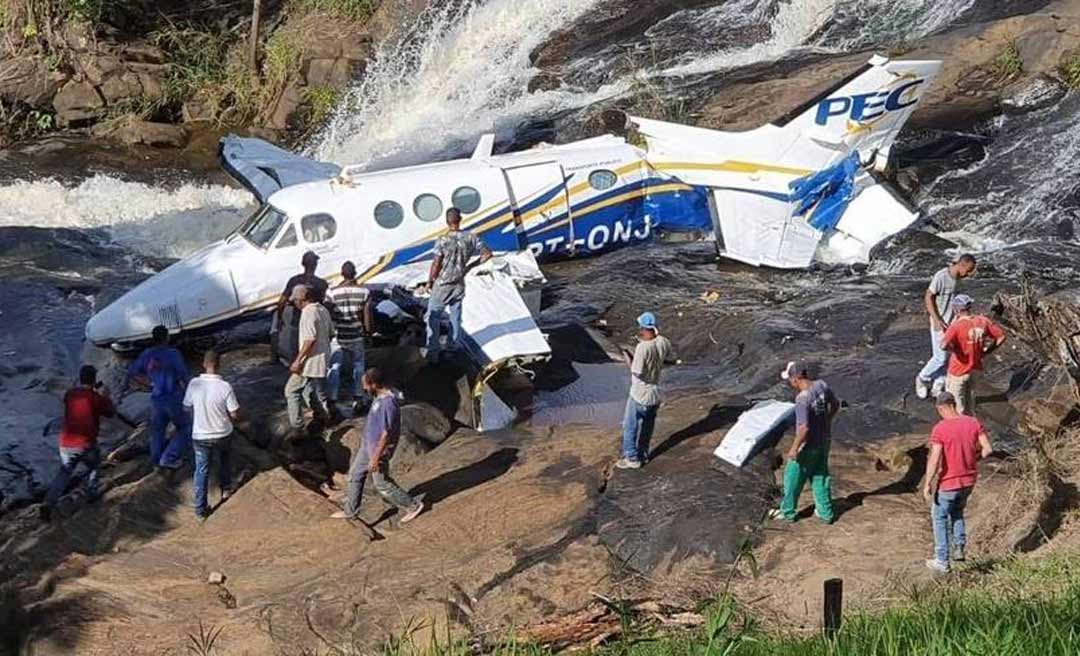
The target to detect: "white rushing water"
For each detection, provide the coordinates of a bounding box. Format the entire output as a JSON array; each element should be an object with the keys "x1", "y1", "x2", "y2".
[
  {"x1": 0, "y1": 175, "x2": 252, "y2": 258},
  {"x1": 310, "y1": 0, "x2": 608, "y2": 168}
]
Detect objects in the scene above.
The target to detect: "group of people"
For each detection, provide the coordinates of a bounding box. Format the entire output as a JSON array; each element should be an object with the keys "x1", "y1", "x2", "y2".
[
  {"x1": 45, "y1": 228, "x2": 1009, "y2": 571},
  {"x1": 614, "y1": 254, "x2": 1008, "y2": 574},
  {"x1": 44, "y1": 209, "x2": 489, "y2": 524}
]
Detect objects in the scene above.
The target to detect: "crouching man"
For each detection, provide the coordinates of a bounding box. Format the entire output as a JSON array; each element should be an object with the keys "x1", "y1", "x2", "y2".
[
  {"x1": 923, "y1": 391, "x2": 993, "y2": 573},
  {"x1": 331, "y1": 368, "x2": 424, "y2": 524}
]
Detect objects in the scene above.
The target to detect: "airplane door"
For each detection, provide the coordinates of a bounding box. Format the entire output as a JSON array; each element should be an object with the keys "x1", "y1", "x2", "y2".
[{"x1": 502, "y1": 162, "x2": 572, "y2": 258}]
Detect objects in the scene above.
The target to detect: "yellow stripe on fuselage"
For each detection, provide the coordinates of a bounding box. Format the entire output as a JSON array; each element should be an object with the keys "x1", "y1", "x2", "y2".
[{"x1": 652, "y1": 160, "x2": 811, "y2": 177}]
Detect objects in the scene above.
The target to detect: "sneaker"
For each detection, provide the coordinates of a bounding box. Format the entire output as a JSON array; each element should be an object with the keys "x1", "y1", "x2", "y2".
[
  {"x1": 615, "y1": 458, "x2": 642, "y2": 470},
  {"x1": 399, "y1": 500, "x2": 425, "y2": 524},
  {"x1": 925, "y1": 558, "x2": 950, "y2": 573},
  {"x1": 952, "y1": 544, "x2": 966, "y2": 562},
  {"x1": 915, "y1": 375, "x2": 929, "y2": 400},
  {"x1": 931, "y1": 377, "x2": 946, "y2": 397},
  {"x1": 330, "y1": 510, "x2": 357, "y2": 520},
  {"x1": 814, "y1": 510, "x2": 835, "y2": 525},
  {"x1": 767, "y1": 508, "x2": 790, "y2": 521}
]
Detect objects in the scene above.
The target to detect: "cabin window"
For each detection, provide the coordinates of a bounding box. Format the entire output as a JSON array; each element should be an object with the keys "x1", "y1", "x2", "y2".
[
  {"x1": 374, "y1": 200, "x2": 404, "y2": 229},
  {"x1": 589, "y1": 170, "x2": 618, "y2": 191},
  {"x1": 302, "y1": 213, "x2": 337, "y2": 242},
  {"x1": 240, "y1": 205, "x2": 288, "y2": 249},
  {"x1": 413, "y1": 194, "x2": 444, "y2": 222},
  {"x1": 275, "y1": 225, "x2": 298, "y2": 249},
  {"x1": 452, "y1": 186, "x2": 482, "y2": 214}
]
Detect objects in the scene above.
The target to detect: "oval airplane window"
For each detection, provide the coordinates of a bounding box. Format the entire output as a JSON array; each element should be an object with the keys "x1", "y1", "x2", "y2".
[
  {"x1": 374, "y1": 200, "x2": 404, "y2": 229},
  {"x1": 589, "y1": 169, "x2": 618, "y2": 191},
  {"x1": 302, "y1": 213, "x2": 337, "y2": 243},
  {"x1": 452, "y1": 186, "x2": 482, "y2": 214},
  {"x1": 413, "y1": 194, "x2": 444, "y2": 222},
  {"x1": 275, "y1": 225, "x2": 298, "y2": 249}
]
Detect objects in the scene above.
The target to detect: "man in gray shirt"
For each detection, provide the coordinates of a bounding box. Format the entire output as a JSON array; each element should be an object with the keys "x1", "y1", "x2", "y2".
[
  {"x1": 285, "y1": 284, "x2": 337, "y2": 434},
  {"x1": 425, "y1": 207, "x2": 492, "y2": 361},
  {"x1": 916, "y1": 254, "x2": 977, "y2": 399},
  {"x1": 616, "y1": 312, "x2": 674, "y2": 469}
]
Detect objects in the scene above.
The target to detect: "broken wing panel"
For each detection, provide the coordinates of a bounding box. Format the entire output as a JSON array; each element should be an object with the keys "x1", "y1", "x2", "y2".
[
  {"x1": 816, "y1": 175, "x2": 919, "y2": 264},
  {"x1": 460, "y1": 255, "x2": 550, "y2": 368},
  {"x1": 712, "y1": 189, "x2": 819, "y2": 269}
]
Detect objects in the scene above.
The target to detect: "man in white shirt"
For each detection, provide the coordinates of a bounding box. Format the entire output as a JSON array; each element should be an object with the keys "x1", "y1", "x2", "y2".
[
  {"x1": 183, "y1": 350, "x2": 240, "y2": 520},
  {"x1": 285, "y1": 284, "x2": 337, "y2": 435}
]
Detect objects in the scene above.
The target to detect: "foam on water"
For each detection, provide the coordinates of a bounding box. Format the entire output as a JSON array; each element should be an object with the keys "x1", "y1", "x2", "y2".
[{"x1": 0, "y1": 175, "x2": 253, "y2": 258}]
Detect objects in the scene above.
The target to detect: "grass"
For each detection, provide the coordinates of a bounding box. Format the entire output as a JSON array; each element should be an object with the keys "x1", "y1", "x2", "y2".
[
  {"x1": 290, "y1": 0, "x2": 379, "y2": 21},
  {"x1": 358, "y1": 553, "x2": 1080, "y2": 656},
  {"x1": 1059, "y1": 49, "x2": 1080, "y2": 89},
  {"x1": 993, "y1": 39, "x2": 1024, "y2": 84}
]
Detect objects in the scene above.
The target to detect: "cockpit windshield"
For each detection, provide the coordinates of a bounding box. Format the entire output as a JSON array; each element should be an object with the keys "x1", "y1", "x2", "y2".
[{"x1": 239, "y1": 205, "x2": 289, "y2": 249}]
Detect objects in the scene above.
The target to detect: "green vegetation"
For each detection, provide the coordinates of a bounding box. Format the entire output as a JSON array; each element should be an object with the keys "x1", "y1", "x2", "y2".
[
  {"x1": 302, "y1": 85, "x2": 340, "y2": 127},
  {"x1": 290, "y1": 0, "x2": 379, "y2": 21},
  {"x1": 1059, "y1": 49, "x2": 1080, "y2": 89},
  {"x1": 0, "y1": 101, "x2": 55, "y2": 145},
  {"x1": 993, "y1": 40, "x2": 1024, "y2": 84},
  {"x1": 360, "y1": 553, "x2": 1080, "y2": 656}
]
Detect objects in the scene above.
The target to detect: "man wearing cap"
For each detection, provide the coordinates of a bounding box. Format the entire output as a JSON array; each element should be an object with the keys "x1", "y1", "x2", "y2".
[
  {"x1": 916, "y1": 255, "x2": 977, "y2": 399},
  {"x1": 271, "y1": 251, "x2": 329, "y2": 363},
  {"x1": 922, "y1": 391, "x2": 993, "y2": 572},
  {"x1": 285, "y1": 284, "x2": 336, "y2": 434},
  {"x1": 770, "y1": 361, "x2": 840, "y2": 523},
  {"x1": 615, "y1": 312, "x2": 674, "y2": 469},
  {"x1": 424, "y1": 208, "x2": 493, "y2": 361},
  {"x1": 940, "y1": 295, "x2": 1006, "y2": 416}
]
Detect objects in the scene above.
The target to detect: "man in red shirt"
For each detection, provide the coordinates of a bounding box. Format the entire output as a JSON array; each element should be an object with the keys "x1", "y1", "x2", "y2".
[
  {"x1": 44, "y1": 365, "x2": 115, "y2": 516},
  {"x1": 922, "y1": 391, "x2": 993, "y2": 572},
  {"x1": 940, "y1": 295, "x2": 1006, "y2": 415}
]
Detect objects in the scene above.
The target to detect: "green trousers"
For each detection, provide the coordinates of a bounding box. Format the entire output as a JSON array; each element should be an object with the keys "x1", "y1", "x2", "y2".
[{"x1": 779, "y1": 445, "x2": 834, "y2": 523}]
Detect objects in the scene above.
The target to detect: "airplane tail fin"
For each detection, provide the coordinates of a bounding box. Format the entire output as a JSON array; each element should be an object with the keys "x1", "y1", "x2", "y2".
[{"x1": 609, "y1": 55, "x2": 941, "y2": 268}]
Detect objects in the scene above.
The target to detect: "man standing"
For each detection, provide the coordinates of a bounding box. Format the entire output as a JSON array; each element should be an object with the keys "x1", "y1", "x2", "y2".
[
  {"x1": 770, "y1": 361, "x2": 840, "y2": 524},
  {"x1": 126, "y1": 325, "x2": 191, "y2": 470},
  {"x1": 285, "y1": 284, "x2": 336, "y2": 434},
  {"x1": 331, "y1": 368, "x2": 424, "y2": 524},
  {"x1": 941, "y1": 295, "x2": 1006, "y2": 416},
  {"x1": 916, "y1": 254, "x2": 977, "y2": 399},
  {"x1": 615, "y1": 312, "x2": 674, "y2": 470},
  {"x1": 425, "y1": 208, "x2": 492, "y2": 360},
  {"x1": 44, "y1": 365, "x2": 115, "y2": 515},
  {"x1": 326, "y1": 261, "x2": 374, "y2": 416},
  {"x1": 183, "y1": 350, "x2": 239, "y2": 520},
  {"x1": 923, "y1": 391, "x2": 993, "y2": 572},
  {"x1": 271, "y1": 250, "x2": 328, "y2": 362}
]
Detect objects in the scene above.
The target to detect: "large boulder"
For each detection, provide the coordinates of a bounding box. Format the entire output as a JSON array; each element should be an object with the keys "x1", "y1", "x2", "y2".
[
  {"x1": 90, "y1": 118, "x2": 189, "y2": 148},
  {"x1": 0, "y1": 57, "x2": 67, "y2": 107},
  {"x1": 52, "y1": 80, "x2": 105, "y2": 126}
]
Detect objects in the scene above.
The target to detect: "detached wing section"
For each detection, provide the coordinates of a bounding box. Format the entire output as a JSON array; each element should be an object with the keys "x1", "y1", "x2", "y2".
[{"x1": 219, "y1": 135, "x2": 341, "y2": 202}]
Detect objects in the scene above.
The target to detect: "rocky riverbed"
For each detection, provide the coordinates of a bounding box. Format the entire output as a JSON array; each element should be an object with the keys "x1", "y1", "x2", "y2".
[{"x1": 2, "y1": 0, "x2": 1080, "y2": 654}]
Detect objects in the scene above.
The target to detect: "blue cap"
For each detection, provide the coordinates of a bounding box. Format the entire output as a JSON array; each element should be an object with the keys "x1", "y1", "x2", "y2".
[{"x1": 637, "y1": 312, "x2": 658, "y2": 329}]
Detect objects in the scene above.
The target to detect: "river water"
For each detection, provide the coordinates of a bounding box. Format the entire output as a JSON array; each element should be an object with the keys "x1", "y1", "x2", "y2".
[{"x1": 0, "y1": 0, "x2": 1075, "y2": 501}]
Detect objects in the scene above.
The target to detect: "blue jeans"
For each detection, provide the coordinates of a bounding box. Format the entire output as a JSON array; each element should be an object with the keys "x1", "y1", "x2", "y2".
[
  {"x1": 327, "y1": 340, "x2": 368, "y2": 402},
  {"x1": 932, "y1": 486, "x2": 972, "y2": 562},
  {"x1": 193, "y1": 438, "x2": 233, "y2": 516},
  {"x1": 344, "y1": 442, "x2": 417, "y2": 517},
  {"x1": 621, "y1": 397, "x2": 658, "y2": 462},
  {"x1": 45, "y1": 446, "x2": 101, "y2": 506},
  {"x1": 150, "y1": 395, "x2": 192, "y2": 468},
  {"x1": 426, "y1": 297, "x2": 463, "y2": 355},
  {"x1": 918, "y1": 326, "x2": 948, "y2": 384}
]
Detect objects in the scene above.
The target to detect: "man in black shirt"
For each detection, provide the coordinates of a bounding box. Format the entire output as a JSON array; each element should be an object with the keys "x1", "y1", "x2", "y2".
[{"x1": 270, "y1": 250, "x2": 328, "y2": 362}]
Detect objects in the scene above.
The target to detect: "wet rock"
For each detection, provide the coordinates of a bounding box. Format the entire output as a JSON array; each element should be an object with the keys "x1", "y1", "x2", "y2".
[
  {"x1": 304, "y1": 58, "x2": 357, "y2": 89},
  {"x1": 1001, "y1": 75, "x2": 1067, "y2": 115},
  {"x1": 52, "y1": 80, "x2": 105, "y2": 127},
  {"x1": 90, "y1": 119, "x2": 188, "y2": 148},
  {"x1": 402, "y1": 402, "x2": 453, "y2": 445},
  {"x1": 269, "y1": 82, "x2": 305, "y2": 130}
]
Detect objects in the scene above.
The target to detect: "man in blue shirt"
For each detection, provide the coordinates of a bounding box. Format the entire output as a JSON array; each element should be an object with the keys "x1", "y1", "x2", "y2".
[
  {"x1": 126, "y1": 325, "x2": 192, "y2": 470},
  {"x1": 330, "y1": 368, "x2": 424, "y2": 524}
]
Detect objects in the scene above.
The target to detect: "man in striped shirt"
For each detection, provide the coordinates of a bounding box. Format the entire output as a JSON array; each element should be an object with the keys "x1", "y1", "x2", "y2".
[{"x1": 326, "y1": 261, "x2": 374, "y2": 416}]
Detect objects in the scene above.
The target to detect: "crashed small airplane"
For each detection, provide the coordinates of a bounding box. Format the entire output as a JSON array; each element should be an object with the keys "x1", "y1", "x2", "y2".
[{"x1": 85, "y1": 55, "x2": 940, "y2": 424}]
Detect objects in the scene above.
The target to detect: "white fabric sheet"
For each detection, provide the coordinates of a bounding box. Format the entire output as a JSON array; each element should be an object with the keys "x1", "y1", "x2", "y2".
[{"x1": 714, "y1": 400, "x2": 795, "y2": 467}]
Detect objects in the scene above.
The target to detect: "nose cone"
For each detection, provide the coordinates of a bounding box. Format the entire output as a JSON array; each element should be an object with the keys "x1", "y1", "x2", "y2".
[{"x1": 85, "y1": 239, "x2": 245, "y2": 345}]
